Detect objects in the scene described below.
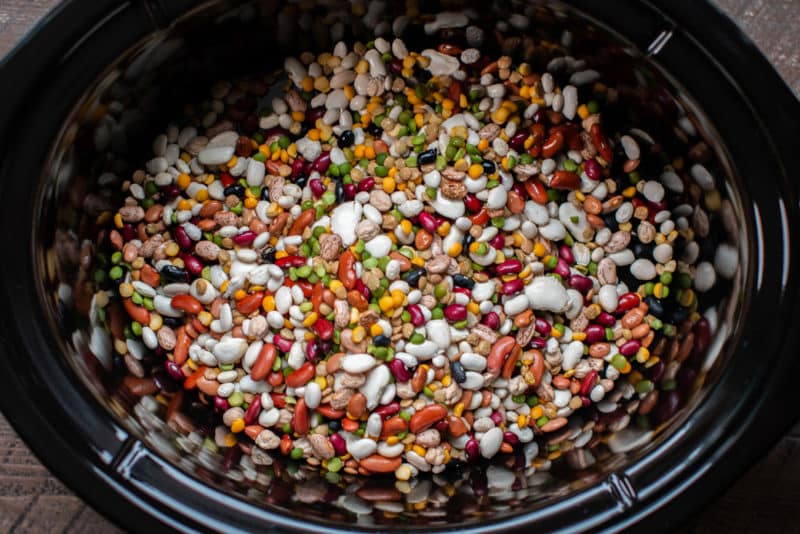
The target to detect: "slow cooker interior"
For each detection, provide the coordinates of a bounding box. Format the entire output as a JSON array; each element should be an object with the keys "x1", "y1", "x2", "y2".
[{"x1": 32, "y1": 0, "x2": 748, "y2": 528}]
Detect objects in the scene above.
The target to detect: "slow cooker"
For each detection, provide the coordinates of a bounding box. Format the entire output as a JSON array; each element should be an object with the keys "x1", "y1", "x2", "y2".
[{"x1": 0, "y1": 0, "x2": 798, "y2": 532}]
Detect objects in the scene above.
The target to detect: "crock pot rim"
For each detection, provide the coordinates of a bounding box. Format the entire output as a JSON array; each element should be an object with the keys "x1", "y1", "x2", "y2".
[{"x1": 0, "y1": 1, "x2": 798, "y2": 532}]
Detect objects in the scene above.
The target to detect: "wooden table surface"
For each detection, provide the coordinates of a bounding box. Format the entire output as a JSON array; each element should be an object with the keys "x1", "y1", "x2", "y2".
[{"x1": 1, "y1": 0, "x2": 799, "y2": 532}]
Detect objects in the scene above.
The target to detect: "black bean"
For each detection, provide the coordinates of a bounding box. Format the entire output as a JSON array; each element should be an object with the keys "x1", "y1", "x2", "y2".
[
  {"x1": 481, "y1": 160, "x2": 496, "y2": 174},
  {"x1": 404, "y1": 267, "x2": 426, "y2": 288},
  {"x1": 643, "y1": 296, "x2": 664, "y2": 317},
  {"x1": 327, "y1": 420, "x2": 341, "y2": 432},
  {"x1": 373, "y1": 334, "x2": 391, "y2": 347},
  {"x1": 366, "y1": 122, "x2": 383, "y2": 137},
  {"x1": 261, "y1": 187, "x2": 271, "y2": 201},
  {"x1": 338, "y1": 130, "x2": 355, "y2": 148},
  {"x1": 453, "y1": 274, "x2": 475, "y2": 289},
  {"x1": 261, "y1": 247, "x2": 277, "y2": 262},
  {"x1": 667, "y1": 307, "x2": 689, "y2": 324},
  {"x1": 631, "y1": 241, "x2": 654, "y2": 258},
  {"x1": 294, "y1": 174, "x2": 308, "y2": 188},
  {"x1": 450, "y1": 361, "x2": 467, "y2": 384},
  {"x1": 162, "y1": 316, "x2": 183, "y2": 328},
  {"x1": 603, "y1": 213, "x2": 620, "y2": 231},
  {"x1": 335, "y1": 180, "x2": 345, "y2": 203},
  {"x1": 418, "y1": 148, "x2": 437, "y2": 165},
  {"x1": 223, "y1": 184, "x2": 245, "y2": 198},
  {"x1": 160, "y1": 264, "x2": 188, "y2": 282},
  {"x1": 462, "y1": 233, "x2": 475, "y2": 250}
]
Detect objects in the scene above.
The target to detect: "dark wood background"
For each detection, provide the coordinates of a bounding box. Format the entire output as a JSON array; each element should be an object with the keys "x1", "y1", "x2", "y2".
[{"x1": 1, "y1": 0, "x2": 798, "y2": 531}]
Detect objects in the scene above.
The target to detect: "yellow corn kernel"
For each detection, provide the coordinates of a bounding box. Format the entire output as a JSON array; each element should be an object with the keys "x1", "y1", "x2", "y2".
[
  {"x1": 369, "y1": 323, "x2": 383, "y2": 337},
  {"x1": 577, "y1": 104, "x2": 590, "y2": 120},
  {"x1": 176, "y1": 199, "x2": 192, "y2": 211},
  {"x1": 410, "y1": 257, "x2": 425, "y2": 267},
  {"x1": 467, "y1": 301, "x2": 480, "y2": 315},
  {"x1": 622, "y1": 186, "x2": 637, "y2": 198},
  {"x1": 572, "y1": 332, "x2": 587, "y2": 342},
  {"x1": 177, "y1": 173, "x2": 191, "y2": 189},
  {"x1": 550, "y1": 327, "x2": 563, "y2": 339},
  {"x1": 382, "y1": 177, "x2": 396, "y2": 193},
  {"x1": 477, "y1": 138, "x2": 490, "y2": 151},
  {"x1": 149, "y1": 313, "x2": 163, "y2": 331},
  {"x1": 230, "y1": 418, "x2": 245, "y2": 433},
  {"x1": 517, "y1": 414, "x2": 528, "y2": 428},
  {"x1": 301, "y1": 76, "x2": 314, "y2": 92},
  {"x1": 304, "y1": 331, "x2": 316, "y2": 341},
  {"x1": 187, "y1": 359, "x2": 198, "y2": 371},
  {"x1": 165, "y1": 242, "x2": 180, "y2": 257},
  {"x1": 386, "y1": 436, "x2": 400, "y2": 445},
  {"x1": 180, "y1": 152, "x2": 191, "y2": 163},
  {"x1": 197, "y1": 311, "x2": 213, "y2": 327},
  {"x1": 349, "y1": 308, "x2": 360, "y2": 324},
  {"x1": 291, "y1": 110, "x2": 305, "y2": 122},
  {"x1": 259, "y1": 144, "x2": 270, "y2": 157},
  {"x1": 226, "y1": 155, "x2": 238, "y2": 168},
  {"x1": 533, "y1": 242, "x2": 546, "y2": 257},
  {"x1": 329, "y1": 279, "x2": 343, "y2": 293},
  {"x1": 223, "y1": 433, "x2": 237, "y2": 448},
  {"x1": 448, "y1": 242, "x2": 463, "y2": 257},
  {"x1": 302, "y1": 312, "x2": 318, "y2": 328},
  {"x1": 195, "y1": 189, "x2": 209, "y2": 202},
  {"x1": 453, "y1": 402, "x2": 464, "y2": 417},
  {"x1": 219, "y1": 280, "x2": 229, "y2": 293},
  {"x1": 402, "y1": 56, "x2": 415, "y2": 69},
  {"x1": 530, "y1": 406, "x2": 544, "y2": 420},
  {"x1": 391, "y1": 289, "x2": 405, "y2": 307},
  {"x1": 441, "y1": 98, "x2": 454, "y2": 111},
  {"x1": 563, "y1": 369, "x2": 576, "y2": 378},
  {"x1": 548, "y1": 450, "x2": 562, "y2": 461},
  {"x1": 412, "y1": 445, "x2": 426, "y2": 457},
  {"x1": 437, "y1": 221, "x2": 451, "y2": 237},
  {"x1": 244, "y1": 197, "x2": 258, "y2": 209},
  {"x1": 441, "y1": 374, "x2": 451, "y2": 387},
  {"x1": 343, "y1": 85, "x2": 355, "y2": 100},
  {"x1": 233, "y1": 289, "x2": 246, "y2": 301},
  {"x1": 468, "y1": 241, "x2": 481, "y2": 254},
  {"x1": 400, "y1": 219, "x2": 413, "y2": 235},
  {"x1": 379, "y1": 296, "x2": 395, "y2": 313},
  {"x1": 364, "y1": 145, "x2": 376, "y2": 160},
  {"x1": 314, "y1": 376, "x2": 327, "y2": 390},
  {"x1": 113, "y1": 213, "x2": 123, "y2": 228},
  {"x1": 351, "y1": 326, "x2": 366, "y2": 343}
]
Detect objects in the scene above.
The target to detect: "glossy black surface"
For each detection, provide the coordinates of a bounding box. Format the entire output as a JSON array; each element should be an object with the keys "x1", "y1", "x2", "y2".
[{"x1": 0, "y1": 0, "x2": 798, "y2": 532}]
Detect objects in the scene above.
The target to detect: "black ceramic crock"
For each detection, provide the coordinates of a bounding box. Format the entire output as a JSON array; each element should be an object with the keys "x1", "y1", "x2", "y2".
[{"x1": 0, "y1": 1, "x2": 798, "y2": 532}]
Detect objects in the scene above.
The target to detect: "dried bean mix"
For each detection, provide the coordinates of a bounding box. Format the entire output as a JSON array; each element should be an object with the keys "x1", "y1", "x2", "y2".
[{"x1": 96, "y1": 31, "x2": 738, "y2": 482}]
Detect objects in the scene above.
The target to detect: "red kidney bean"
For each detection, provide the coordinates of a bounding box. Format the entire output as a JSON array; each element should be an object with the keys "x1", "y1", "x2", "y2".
[
  {"x1": 355, "y1": 279, "x2": 370, "y2": 301},
  {"x1": 585, "y1": 324, "x2": 606, "y2": 343},
  {"x1": 509, "y1": 131, "x2": 528, "y2": 151},
  {"x1": 273, "y1": 335, "x2": 293, "y2": 353},
  {"x1": 309, "y1": 179, "x2": 325, "y2": 198},
  {"x1": 174, "y1": 225, "x2": 192, "y2": 250},
  {"x1": 444, "y1": 304, "x2": 467, "y2": 322},
  {"x1": 306, "y1": 107, "x2": 325, "y2": 124},
  {"x1": 221, "y1": 446, "x2": 241, "y2": 472},
  {"x1": 290, "y1": 156, "x2": 305, "y2": 178},
  {"x1": 490, "y1": 234, "x2": 506, "y2": 250},
  {"x1": 183, "y1": 254, "x2": 203, "y2": 276},
  {"x1": 358, "y1": 177, "x2": 375, "y2": 192},
  {"x1": 580, "y1": 370, "x2": 599, "y2": 397},
  {"x1": 453, "y1": 286, "x2": 471, "y2": 298},
  {"x1": 418, "y1": 212, "x2": 440, "y2": 233},
  {"x1": 489, "y1": 411, "x2": 504, "y2": 426},
  {"x1": 374, "y1": 402, "x2": 400, "y2": 418},
  {"x1": 305, "y1": 340, "x2": 321, "y2": 362},
  {"x1": 559, "y1": 245, "x2": 574, "y2": 264},
  {"x1": 214, "y1": 396, "x2": 229, "y2": 412},
  {"x1": 233, "y1": 231, "x2": 257, "y2": 246},
  {"x1": 312, "y1": 151, "x2": 331, "y2": 173},
  {"x1": 465, "y1": 437, "x2": 480, "y2": 462},
  {"x1": 619, "y1": 339, "x2": 642, "y2": 356},
  {"x1": 313, "y1": 317, "x2": 333, "y2": 341},
  {"x1": 495, "y1": 259, "x2": 522, "y2": 275},
  {"x1": 407, "y1": 304, "x2": 425, "y2": 326},
  {"x1": 463, "y1": 193, "x2": 482, "y2": 213},
  {"x1": 271, "y1": 393, "x2": 287, "y2": 408},
  {"x1": 275, "y1": 255, "x2": 307, "y2": 268},
  {"x1": 121, "y1": 224, "x2": 136, "y2": 242},
  {"x1": 554, "y1": 258, "x2": 571, "y2": 278},
  {"x1": 165, "y1": 361, "x2": 185, "y2": 381},
  {"x1": 529, "y1": 338, "x2": 547, "y2": 349},
  {"x1": 534, "y1": 317, "x2": 551, "y2": 336},
  {"x1": 329, "y1": 433, "x2": 347, "y2": 456},
  {"x1": 389, "y1": 359, "x2": 412, "y2": 382},
  {"x1": 244, "y1": 395, "x2": 261, "y2": 425},
  {"x1": 692, "y1": 317, "x2": 711, "y2": 358},
  {"x1": 616, "y1": 292, "x2": 641, "y2": 313},
  {"x1": 654, "y1": 389, "x2": 681, "y2": 423},
  {"x1": 482, "y1": 312, "x2": 500, "y2": 329},
  {"x1": 343, "y1": 183, "x2": 356, "y2": 199},
  {"x1": 569, "y1": 274, "x2": 593, "y2": 293},
  {"x1": 501, "y1": 279, "x2": 524, "y2": 295},
  {"x1": 503, "y1": 431, "x2": 520, "y2": 447},
  {"x1": 585, "y1": 158, "x2": 602, "y2": 180},
  {"x1": 596, "y1": 312, "x2": 616, "y2": 327},
  {"x1": 161, "y1": 185, "x2": 181, "y2": 199}
]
